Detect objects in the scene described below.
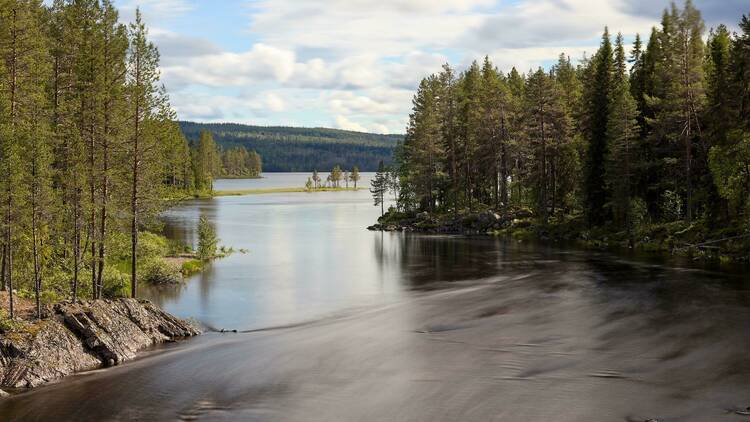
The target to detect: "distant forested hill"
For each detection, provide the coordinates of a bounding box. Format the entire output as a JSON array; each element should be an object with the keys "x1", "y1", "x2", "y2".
[{"x1": 179, "y1": 122, "x2": 402, "y2": 172}]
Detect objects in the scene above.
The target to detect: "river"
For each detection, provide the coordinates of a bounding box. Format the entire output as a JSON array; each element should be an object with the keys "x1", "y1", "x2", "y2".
[{"x1": 2, "y1": 173, "x2": 750, "y2": 421}]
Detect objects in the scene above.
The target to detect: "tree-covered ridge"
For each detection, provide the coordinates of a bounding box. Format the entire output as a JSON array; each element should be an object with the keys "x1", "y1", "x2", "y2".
[
  {"x1": 395, "y1": 1, "x2": 750, "y2": 245},
  {"x1": 0, "y1": 0, "x2": 198, "y2": 318},
  {"x1": 180, "y1": 121, "x2": 402, "y2": 172}
]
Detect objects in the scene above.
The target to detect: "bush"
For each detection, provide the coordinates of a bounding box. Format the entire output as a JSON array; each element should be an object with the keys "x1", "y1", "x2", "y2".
[
  {"x1": 142, "y1": 259, "x2": 181, "y2": 285},
  {"x1": 661, "y1": 190, "x2": 683, "y2": 222},
  {"x1": 181, "y1": 259, "x2": 203, "y2": 277},
  {"x1": 0, "y1": 309, "x2": 20, "y2": 333},
  {"x1": 630, "y1": 197, "x2": 648, "y2": 228}
]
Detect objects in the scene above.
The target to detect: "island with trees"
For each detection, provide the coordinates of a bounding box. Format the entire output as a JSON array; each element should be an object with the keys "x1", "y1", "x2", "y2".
[{"x1": 371, "y1": 1, "x2": 750, "y2": 263}]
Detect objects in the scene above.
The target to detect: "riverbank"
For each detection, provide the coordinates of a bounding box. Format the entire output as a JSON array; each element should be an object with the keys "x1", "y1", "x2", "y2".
[
  {"x1": 3, "y1": 248, "x2": 750, "y2": 421},
  {"x1": 214, "y1": 186, "x2": 366, "y2": 196},
  {"x1": 368, "y1": 209, "x2": 750, "y2": 264},
  {"x1": 0, "y1": 297, "x2": 200, "y2": 393}
]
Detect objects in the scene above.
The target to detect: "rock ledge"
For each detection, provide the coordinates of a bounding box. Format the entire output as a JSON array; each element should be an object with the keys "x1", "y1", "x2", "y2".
[{"x1": 0, "y1": 298, "x2": 200, "y2": 389}]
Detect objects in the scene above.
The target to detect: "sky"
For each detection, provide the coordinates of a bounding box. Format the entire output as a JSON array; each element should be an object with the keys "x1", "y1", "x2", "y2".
[{"x1": 109, "y1": 0, "x2": 749, "y2": 134}]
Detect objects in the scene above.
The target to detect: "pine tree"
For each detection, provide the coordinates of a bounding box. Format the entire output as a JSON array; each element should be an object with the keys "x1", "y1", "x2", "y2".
[
  {"x1": 437, "y1": 64, "x2": 459, "y2": 213},
  {"x1": 403, "y1": 76, "x2": 443, "y2": 211},
  {"x1": 194, "y1": 130, "x2": 218, "y2": 191},
  {"x1": 330, "y1": 165, "x2": 343, "y2": 188},
  {"x1": 370, "y1": 161, "x2": 388, "y2": 217},
  {"x1": 709, "y1": 15, "x2": 750, "y2": 215},
  {"x1": 126, "y1": 8, "x2": 163, "y2": 298},
  {"x1": 457, "y1": 61, "x2": 483, "y2": 211},
  {"x1": 583, "y1": 28, "x2": 614, "y2": 226},
  {"x1": 606, "y1": 33, "x2": 639, "y2": 228},
  {"x1": 312, "y1": 169, "x2": 320, "y2": 189},
  {"x1": 0, "y1": 0, "x2": 50, "y2": 317},
  {"x1": 350, "y1": 166, "x2": 360, "y2": 188},
  {"x1": 477, "y1": 57, "x2": 510, "y2": 209}
]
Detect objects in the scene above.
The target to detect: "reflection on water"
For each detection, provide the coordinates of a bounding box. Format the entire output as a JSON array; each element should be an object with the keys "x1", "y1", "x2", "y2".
[
  {"x1": 146, "y1": 176, "x2": 750, "y2": 332},
  {"x1": 144, "y1": 174, "x2": 397, "y2": 330},
  {"x1": 5, "y1": 174, "x2": 750, "y2": 421}
]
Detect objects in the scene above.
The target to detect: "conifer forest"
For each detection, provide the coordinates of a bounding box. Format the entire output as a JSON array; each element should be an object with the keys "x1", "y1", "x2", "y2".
[{"x1": 395, "y1": 1, "x2": 750, "y2": 253}]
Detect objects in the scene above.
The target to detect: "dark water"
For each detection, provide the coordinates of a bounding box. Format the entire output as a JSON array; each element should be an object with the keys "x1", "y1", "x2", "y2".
[{"x1": 3, "y1": 174, "x2": 750, "y2": 421}]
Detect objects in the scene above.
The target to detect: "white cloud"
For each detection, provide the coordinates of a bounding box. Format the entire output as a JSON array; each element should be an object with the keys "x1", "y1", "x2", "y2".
[
  {"x1": 161, "y1": 43, "x2": 296, "y2": 89},
  {"x1": 154, "y1": 0, "x2": 748, "y2": 133},
  {"x1": 335, "y1": 115, "x2": 369, "y2": 132},
  {"x1": 264, "y1": 92, "x2": 286, "y2": 112},
  {"x1": 117, "y1": 0, "x2": 193, "y2": 23}
]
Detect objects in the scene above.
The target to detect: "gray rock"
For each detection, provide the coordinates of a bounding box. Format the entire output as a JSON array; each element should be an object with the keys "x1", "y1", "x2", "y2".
[{"x1": 0, "y1": 299, "x2": 200, "y2": 389}]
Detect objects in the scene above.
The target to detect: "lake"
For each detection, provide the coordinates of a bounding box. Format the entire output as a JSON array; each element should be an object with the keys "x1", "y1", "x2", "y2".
[{"x1": 3, "y1": 172, "x2": 750, "y2": 421}]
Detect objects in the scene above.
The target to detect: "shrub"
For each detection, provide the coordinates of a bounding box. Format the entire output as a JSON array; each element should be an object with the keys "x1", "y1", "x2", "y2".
[
  {"x1": 181, "y1": 259, "x2": 203, "y2": 276},
  {"x1": 197, "y1": 216, "x2": 219, "y2": 260}
]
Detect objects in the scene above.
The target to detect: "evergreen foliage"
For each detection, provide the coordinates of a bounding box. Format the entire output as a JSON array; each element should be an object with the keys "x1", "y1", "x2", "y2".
[
  {"x1": 370, "y1": 161, "x2": 388, "y2": 217},
  {"x1": 0, "y1": 0, "x2": 198, "y2": 314},
  {"x1": 394, "y1": 2, "x2": 750, "y2": 242}
]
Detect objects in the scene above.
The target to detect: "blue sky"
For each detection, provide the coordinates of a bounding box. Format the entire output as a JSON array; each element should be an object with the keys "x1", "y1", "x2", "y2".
[{"x1": 110, "y1": 0, "x2": 749, "y2": 134}]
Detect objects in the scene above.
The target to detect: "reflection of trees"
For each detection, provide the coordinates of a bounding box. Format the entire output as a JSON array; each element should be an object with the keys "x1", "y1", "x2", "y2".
[
  {"x1": 161, "y1": 200, "x2": 218, "y2": 251},
  {"x1": 142, "y1": 283, "x2": 189, "y2": 306},
  {"x1": 372, "y1": 233, "x2": 557, "y2": 289},
  {"x1": 198, "y1": 261, "x2": 217, "y2": 308}
]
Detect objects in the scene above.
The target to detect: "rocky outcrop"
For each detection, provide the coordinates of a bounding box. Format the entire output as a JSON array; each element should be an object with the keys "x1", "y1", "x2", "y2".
[
  {"x1": 0, "y1": 299, "x2": 200, "y2": 389},
  {"x1": 368, "y1": 209, "x2": 534, "y2": 234}
]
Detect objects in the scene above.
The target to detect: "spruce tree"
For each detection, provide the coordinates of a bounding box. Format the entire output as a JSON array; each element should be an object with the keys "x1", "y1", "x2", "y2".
[
  {"x1": 606, "y1": 33, "x2": 639, "y2": 229},
  {"x1": 583, "y1": 28, "x2": 614, "y2": 226}
]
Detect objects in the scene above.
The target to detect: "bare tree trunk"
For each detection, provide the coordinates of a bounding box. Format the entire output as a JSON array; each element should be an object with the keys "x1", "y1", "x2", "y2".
[
  {"x1": 6, "y1": 201, "x2": 14, "y2": 319},
  {"x1": 72, "y1": 188, "x2": 80, "y2": 303},
  {"x1": 32, "y1": 158, "x2": 41, "y2": 319},
  {"x1": 97, "y1": 122, "x2": 109, "y2": 299},
  {"x1": 131, "y1": 103, "x2": 140, "y2": 299},
  {"x1": 1, "y1": 243, "x2": 6, "y2": 292},
  {"x1": 90, "y1": 133, "x2": 97, "y2": 300}
]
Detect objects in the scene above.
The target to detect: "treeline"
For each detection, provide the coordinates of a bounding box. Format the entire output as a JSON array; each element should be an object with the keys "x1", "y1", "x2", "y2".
[
  {"x1": 397, "y1": 1, "x2": 750, "y2": 236},
  {"x1": 190, "y1": 130, "x2": 262, "y2": 190},
  {"x1": 220, "y1": 145, "x2": 261, "y2": 178},
  {"x1": 306, "y1": 166, "x2": 361, "y2": 189},
  {"x1": 0, "y1": 0, "x2": 195, "y2": 318},
  {"x1": 180, "y1": 121, "x2": 400, "y2": 172}
]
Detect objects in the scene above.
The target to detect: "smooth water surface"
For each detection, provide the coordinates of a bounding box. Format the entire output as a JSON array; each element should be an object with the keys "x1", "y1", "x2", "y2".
[
  {"x1": 145, "y1": 173, "x2": 397, "y2": 330},
  {"x1": 3, "y1": 173, "x2": 750, "y2": 421}
]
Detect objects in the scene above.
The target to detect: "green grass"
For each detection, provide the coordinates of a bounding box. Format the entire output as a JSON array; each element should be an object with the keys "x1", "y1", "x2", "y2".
[
  {"x1": 214, "y1": 187, "x2": 366, "y2": 196},
  {"x1": 180, "y1": 259, "x2": 204, "y2": 277}
]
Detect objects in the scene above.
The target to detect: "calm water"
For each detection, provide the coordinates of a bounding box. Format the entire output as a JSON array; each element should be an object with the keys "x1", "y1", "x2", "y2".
[
  {"x1": 144, "y1": 172, "x2": 398, "y2": 330},
  {"x1": 3, "y1": 173, "x2": 750, "y2": 421}
]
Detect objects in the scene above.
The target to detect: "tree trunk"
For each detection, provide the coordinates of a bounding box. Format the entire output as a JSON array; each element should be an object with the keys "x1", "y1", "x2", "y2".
[
  {"x1": 72, "y1": 188, "x2": 80, "y2": 303},
  {"x1": 31, "y1": 157, "x2": 42, "y2": 319},
  {"x1": 1, "y1": 243, "x2": 6, "y2": 292},
  {"x1": 6, "y1": 200, "x2": 14, "y2": 319}
]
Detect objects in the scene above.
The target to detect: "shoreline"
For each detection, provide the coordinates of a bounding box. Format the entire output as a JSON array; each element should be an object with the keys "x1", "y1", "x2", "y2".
[
  {"x1": 214, "y1": 186, "x2": 367, "y2": 196},
  {"x1": 368, "y1": 209, "x2": 750, "y2": 265},
  {"x1": 0, "y1": 298, "x2": 200, "y2": 394}
]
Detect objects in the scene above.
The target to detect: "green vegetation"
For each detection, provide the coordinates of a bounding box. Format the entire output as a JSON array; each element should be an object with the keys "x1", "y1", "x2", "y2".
[
  {"x1": 370, "y1": 161, "x2": 388, "y2": 217},
  {"x1": 180, "y1": 259, "x2": 204, "y2": 277},
  {"x1": 179, "y1": 121, "x2": 401, "y2": 172},
  {"x1": 197, "y1": 216, "x2": 219, "y2": 260},
  {"x1": 0, "y1": 0, "x2": 219, "y2": 319},
  {"x1": 390, "y1": 2, "x2": 750, "y2": 261}
]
